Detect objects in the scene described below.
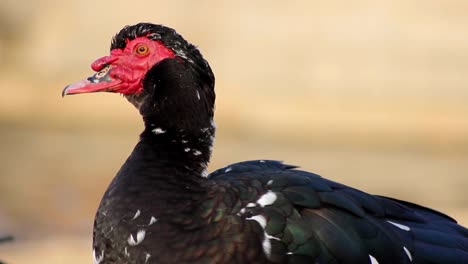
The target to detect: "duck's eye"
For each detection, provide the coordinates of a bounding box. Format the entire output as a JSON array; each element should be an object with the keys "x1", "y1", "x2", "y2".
[{"x1": 135, "y1": 44, "x2": 149, "y2": 56}]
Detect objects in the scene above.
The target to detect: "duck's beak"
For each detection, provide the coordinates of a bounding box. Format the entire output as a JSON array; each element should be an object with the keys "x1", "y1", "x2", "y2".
[{"x1": 62, "y1": 65, "x2": 123, "y2": 97}]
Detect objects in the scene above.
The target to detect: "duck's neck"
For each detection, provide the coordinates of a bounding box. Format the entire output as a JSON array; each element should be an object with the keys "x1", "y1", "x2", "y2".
[
  {"x1": 138, "y1": 117, "x2": 215, "y2": 178},
  {"x1": 101, "y1": 119, "x2": 215, "y2": 219},
  {"x1": 121, "y1": 58, "x2": 215, "y2": 181}
]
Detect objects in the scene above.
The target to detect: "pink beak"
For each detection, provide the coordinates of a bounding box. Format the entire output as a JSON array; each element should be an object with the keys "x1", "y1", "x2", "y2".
[{"x1": 62, "y1": 65, "x2": 124, "y2": 96}]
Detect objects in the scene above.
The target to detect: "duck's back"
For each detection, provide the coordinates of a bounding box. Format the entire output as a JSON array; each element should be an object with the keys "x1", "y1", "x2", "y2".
[{"x1": 207, "y1": 160, "x2": 468, "y2": 264}]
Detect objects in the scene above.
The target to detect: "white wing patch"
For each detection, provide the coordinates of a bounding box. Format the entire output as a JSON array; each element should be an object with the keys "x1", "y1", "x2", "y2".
[
  {"x1": 256, "y1": 191, "x2": 277, "y2": 207},
  {"x1": 246, "y1": 214, "x2": 281, "y2": 259},
  {"x1": 403, "y1": 246, "x2": 413, "y2": 261},
  {"x1": 152, "y1": 128, "x2": 166, "y2": 134},
  {"x1": 237, "y1": 188, "x2": 277, "y2": 261},
  {"x1": 145, "y1": 253, "x2": 151, "y2": 263},
  {"x1": 149, "y1": 216, "x2": 158, "y2": 226},
  {"x1": 246, "y1": 215, "x2": 267, "y2": 228},
  {"x1": 369, "y1": 255, "x2": 380, "y2": 264},
  {"x1": 132, "y1": 210, "x2": 141, "y2": 220},
  {"x1": 93, "y1": 249, "x2": 104, "y2": 264},
  {"x1": 387, "y1": 220, "x2": 411, "y2": 231},
  {"x1": 128, "y1": 229, "x2": 146, "y2": 246},
  {"x1": 265, "y1": 233, "x2": 281, "y2": 241},
  {"x1": 262, "y1": 235, "x2": 272, "y2": 257}
]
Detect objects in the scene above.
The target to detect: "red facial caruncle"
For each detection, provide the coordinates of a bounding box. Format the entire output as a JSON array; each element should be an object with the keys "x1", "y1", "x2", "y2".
[{"x1": 62, "y1": 37, "x2": 175, "y2": 96}]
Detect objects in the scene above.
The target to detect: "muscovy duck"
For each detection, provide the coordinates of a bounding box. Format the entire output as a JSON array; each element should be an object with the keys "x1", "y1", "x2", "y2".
[{"x1": 63, "y1": 23, "x2": 468, "y2": 264}]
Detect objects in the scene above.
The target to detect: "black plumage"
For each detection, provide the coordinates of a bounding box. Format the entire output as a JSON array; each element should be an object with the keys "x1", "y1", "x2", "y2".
[{"x1": 64, "y1": 23, "x2": 468, "y2": 264}]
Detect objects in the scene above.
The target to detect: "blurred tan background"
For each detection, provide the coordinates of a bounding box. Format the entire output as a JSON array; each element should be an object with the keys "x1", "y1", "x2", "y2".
[{"x1": 0, "y1": 0, "x2": 467, "y2": 263}]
